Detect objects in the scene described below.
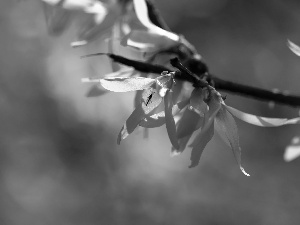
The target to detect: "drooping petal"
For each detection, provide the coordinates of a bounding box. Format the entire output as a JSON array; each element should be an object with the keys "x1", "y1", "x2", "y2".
[
  {"x1": 139, "y1": 98, "x2": 189, "y2": 128},
  {"x1": 141, "y1": 88, "x2": 163, "y2": 114},
  {"x1": 176, "y1": 107, "x2": 201, "y2": 139},
  {"x1": 118, "y1": 88, "x2": 162, "y2": 144},
  {"x1": 287, "y1": 39, "x2": 300, "y2": 57},
  {"x1": 117, "y1": 104, "x2": 145, "y2": 144},
  {"x1": 42, "y1": 1, "x2": 72, "y2": 36},
  {"x1": 215, "y1": 105, "x2": 250, "y2": 176},
  {"x1": 164, "y1": 91, "x2": 179, "y2": 150},
  {"x1": 171, "y1": 134, "x2": 192, "y2": 157},
  {"x1": 98, "y1": 77, "x2": 155, "y2": 92},
  {"x1": 225, "y1": 105, "x2": 300, "y2": 127},
  {"x1": 189, "y1": 88, "x2": 208, "y2": 117},
  {"x1": 189, "y1": 121, "x2": 215, "y2": 168},
  {"x1": 284, "y1": 136, "x2": 300, "y2": 162},
  {"x1": 132, "y1": 0, "x2": 179, "y2": 42},
  {"x1": 121, "y1": 30, "x2": 178, "y2": 52},
  {"x1": 85, "y1": 84, "x2": 108, "y2": 97}
]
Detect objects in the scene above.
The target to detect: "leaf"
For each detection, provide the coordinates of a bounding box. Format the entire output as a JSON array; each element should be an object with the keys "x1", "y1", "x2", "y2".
[
  {"x1": 215, "y1": 106, "x2": 250, "y2": 176},
  {"x1": 284, "y1": 136, "x2": 300, "y2": 162},
  {"x1": 164, "y1": 91, "x2": 179, "y2": 150},
  {"x1": 225, "y1": 105, "x2": 300, "y2": 127},
  {"x1": 100, "y1": 77, "x2": 156, "y2": 92},
  {"x1": 85, "y1": 84, "x2": 108, "y2": 97},
  {"x1": 189, "y1": 121, "x2": 214, "y2": 168},
  {"x1": 287, "y1": 40, "x2": 300, "y2": 57}
]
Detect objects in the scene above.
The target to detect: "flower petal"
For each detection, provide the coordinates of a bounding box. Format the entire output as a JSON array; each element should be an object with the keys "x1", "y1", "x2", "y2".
[
  {"x1": 284, "y1": 136, "x2": 300, "y2": 162},
  {"x1": 42, "y1": 1, "x2": 72, "y2": 36},
  {"x1": 132, "y1": 0, "x2": 179, "y2": 42},
  {"x1": 189, "y1": 121, "x2": 214, "y2": 168},
  {"x1": 121, "y1": 30, "x2": 178, "y2": 52},
  {"x1": 100, "y1": 77, "x2": 156, "y2": 92},
  {"x1": 189, "y1": 88, "x2": 208, "y2": 117},
  {"x1": 164, "y1": 91, "x2": 179, "y2": 150},
  {"x1": 225, "y1": 105, "x2": 300, "y2": 127},
  {"x1": 117, "y1": 105, "x2": 145, "y2": 144},
  {"x1": 215, "y1": 106, "x2": 250, "y2": 176},
  {"x1": 287, "y1": 40, "x2": 300, "y2": 57},
  {"x1": 139, "y1": 98, "x2": 189, "y2": 128},
  {"x1": 85, "y1": 84, "x2": 108, "y2": 97},
  {"x1": 176, "y1": 107, "x2": 201, "y2": 139}
]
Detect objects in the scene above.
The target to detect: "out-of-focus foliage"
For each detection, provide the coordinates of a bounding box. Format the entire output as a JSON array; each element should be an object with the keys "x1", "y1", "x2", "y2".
[{"x1": 2, "y1": 0, "x2": 300, "y2": 225}]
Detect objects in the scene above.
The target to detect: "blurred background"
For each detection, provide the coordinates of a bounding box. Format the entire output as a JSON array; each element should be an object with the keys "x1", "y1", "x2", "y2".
[{"x1": 1, "y1": 0, "x2": 300, "y2": 224}]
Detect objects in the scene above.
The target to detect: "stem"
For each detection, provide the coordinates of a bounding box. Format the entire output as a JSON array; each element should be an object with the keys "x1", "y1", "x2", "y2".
[
  {"x1": 170, "y1": 58, "x2": 208, "y2": 88},
  {"x1": 212, "y1": 76, "x2": 300, "y2": 107}
]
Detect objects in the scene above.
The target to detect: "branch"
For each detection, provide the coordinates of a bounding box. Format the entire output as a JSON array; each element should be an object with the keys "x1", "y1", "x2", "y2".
[
  {"x1": 212, "y1": 76, "x2": 300, "y2": 107},
  {"x1": 145, "y1": 2, "x2": 300, "y2": 108}
]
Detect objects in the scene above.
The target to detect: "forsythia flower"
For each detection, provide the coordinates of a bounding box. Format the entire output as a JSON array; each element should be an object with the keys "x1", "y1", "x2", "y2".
[
  {"x1": 42, "y1": 0, "x2": 181, "y2": 52},
  {"x1": 82, "y1": 70, "x2": 300, "y2": 176}
]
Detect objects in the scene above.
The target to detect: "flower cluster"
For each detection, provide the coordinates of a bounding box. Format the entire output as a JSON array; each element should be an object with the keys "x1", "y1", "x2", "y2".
[
  {"x1": 43, "y1": 0, "x2": 300, "y2": 175},
  {"x1": 42, "y1": 0, "x2": 181, "y2": 51},
  {"x1": 82, "y1": 67, "x2": 300, "y2": 176}
]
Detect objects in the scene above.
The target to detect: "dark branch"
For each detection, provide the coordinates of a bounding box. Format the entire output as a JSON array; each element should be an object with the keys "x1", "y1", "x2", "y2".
[{"x1": 212, "y1": 76, "x2": 300, "y2": 107}]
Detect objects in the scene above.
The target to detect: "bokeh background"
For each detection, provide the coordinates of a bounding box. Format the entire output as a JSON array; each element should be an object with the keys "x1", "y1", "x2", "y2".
[{"x1": 1, "y1": 0, "x2": 300, "y2": 224}]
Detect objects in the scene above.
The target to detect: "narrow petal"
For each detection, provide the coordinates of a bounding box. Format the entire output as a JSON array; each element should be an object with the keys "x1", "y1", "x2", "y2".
[
  {"x1": 225, "y1": 105, "x2": 300, "y2": 127},
  {"x1": 171, "y1": 134, "x2": 192, "y2": 157},
  {"x1": 215, "y1": 106, "x2": 250, "y2": 176},
  {"x1": 121, "y1": 30, "x2": 178, "y2": 52},
  {"x1": 85, "y1": 84, "x2": 108, "y2": 97},
  {"x1": 284, "y1": 136, "x2": 300, "y2": 162},
  {"x1": 132, "y1": 0, "x2": 179, "y2": 41},
  {"x1": 164, "y1": 91, "x2": 179, "y2": 150},
  {"x1": 139, "y1": 98, "x2": 189, "y2": 128},
  {"x1": 117, "y1": 105, "x2": 145, "y2": 144},
  {"x1": 287, "y1": 40, "x2": 300, "y2": 57},
  {"x1": 100, "y1": 77, "x2": 156, "y2": 92},
  {"x1": 176, "y1": 107, "x2": 201, "y2": 139},
  {"x1": 42, "y1": 2, "x2": 72, "y2": 36},
  {"x1": 189, "y1": 121, "x2": 214, "y2": 168},
  {"x1": 189, "y1": 88, "x2": 208, "y2": 117}
]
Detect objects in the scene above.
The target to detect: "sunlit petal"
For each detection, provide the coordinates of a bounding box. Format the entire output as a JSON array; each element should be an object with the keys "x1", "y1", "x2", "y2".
[
  {"x1": 215, "y1": 105, "x2": 250, "y2": 176},
  {"x1": 225, "y1": 105, "x2": 300, "y2": 127}
]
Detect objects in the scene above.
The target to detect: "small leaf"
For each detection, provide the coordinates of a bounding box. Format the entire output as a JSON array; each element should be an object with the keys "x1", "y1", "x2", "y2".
[
  {"x1": 100, "y1": 77, "x2": 156, "y2": 92},
  {"x1": 284, "y1": 136, "x2": 300, "y2": 162},
  {"x1": 215, "y1": 106, "x2": 250, "y2": 176},
  {"x1": 225, "y1": 105, "x2": 300, "y2": 127},
  {"x1": 287, "y1": 40, "x2": 300, "y2": 57},
  {"x1": 164, "y1": 91, "x2": 179, "y2": 150},
  {"x1": 189, "y1": 121, "x2": 214, "y2": 168}
]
